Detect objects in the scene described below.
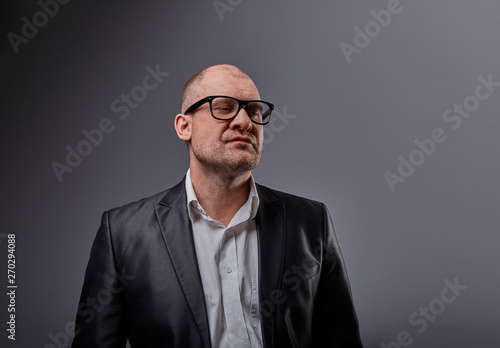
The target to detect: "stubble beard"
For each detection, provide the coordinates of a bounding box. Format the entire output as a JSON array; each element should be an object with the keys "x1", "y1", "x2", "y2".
[{"x1": 191, "y1": 138, "x2": 262, "y2": 180}]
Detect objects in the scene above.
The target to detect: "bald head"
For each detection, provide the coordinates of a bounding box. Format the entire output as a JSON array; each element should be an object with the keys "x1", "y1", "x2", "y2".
[{"x1": 180, "y1": 64, "x2": 253, "y2": 113}]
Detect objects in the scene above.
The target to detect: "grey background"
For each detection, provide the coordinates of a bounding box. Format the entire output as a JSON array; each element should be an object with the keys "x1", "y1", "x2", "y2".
[{"x1": 1, "y1": 0, "x2": 499, "y2": 347}]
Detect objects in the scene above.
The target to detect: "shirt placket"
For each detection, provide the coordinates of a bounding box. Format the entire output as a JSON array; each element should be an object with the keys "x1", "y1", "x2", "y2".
[{"x1": 219, "y1": 227, "x2": 252, "y2": 348}]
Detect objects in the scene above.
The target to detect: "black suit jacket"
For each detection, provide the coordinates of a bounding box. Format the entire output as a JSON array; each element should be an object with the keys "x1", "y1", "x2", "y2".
[{"x1": 72, "y1": 178, "x2": 363, "y2": 347}]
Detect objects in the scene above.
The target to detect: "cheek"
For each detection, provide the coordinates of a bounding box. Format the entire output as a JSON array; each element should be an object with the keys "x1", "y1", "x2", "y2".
[
  {"x1": 254, "y1": 128, "x2": 264, "y2": 143},
  {"x1": 192, "y1": 123, "x2": 225, "y2": 146}
]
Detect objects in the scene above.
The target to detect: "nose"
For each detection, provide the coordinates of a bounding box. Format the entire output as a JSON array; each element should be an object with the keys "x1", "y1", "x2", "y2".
[{"x1": 230, "y1": 106, "x2": 253, "y2": 131}]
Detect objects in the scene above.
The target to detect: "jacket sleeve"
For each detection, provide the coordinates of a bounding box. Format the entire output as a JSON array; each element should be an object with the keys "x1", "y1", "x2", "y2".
[
  {"x1": 71, "y1": 211, "x2": 128, "y2": 348},
  {"x1": 312, "y1": 204, "x2": 363, "y2": 347}
]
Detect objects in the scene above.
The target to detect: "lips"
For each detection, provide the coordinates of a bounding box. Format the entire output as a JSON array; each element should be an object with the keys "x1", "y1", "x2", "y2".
[{"x1": 229, "y1": 136, "x2": 253, "y2": 144}]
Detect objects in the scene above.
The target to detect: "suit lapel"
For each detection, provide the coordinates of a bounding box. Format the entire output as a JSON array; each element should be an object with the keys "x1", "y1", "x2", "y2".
[
  {"x1": 256, "y1": 184, "x2": 286, "y2": 348},
  {"x1": 154, "y1": 178, "x2": 211, "y2": 348}
]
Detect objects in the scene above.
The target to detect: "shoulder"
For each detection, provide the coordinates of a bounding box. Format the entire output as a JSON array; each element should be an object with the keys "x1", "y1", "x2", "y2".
[
  {"x1": 256, "y1": 183, "x2": 327, "y2": 215},
  {"x1": 105, "y1": 178, "x2": 185, "y2": 222}
]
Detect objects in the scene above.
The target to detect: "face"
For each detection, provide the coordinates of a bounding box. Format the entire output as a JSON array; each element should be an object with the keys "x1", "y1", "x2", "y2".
[{"x1": 183, "y1": 69, "x2": 264, "y2": 177}]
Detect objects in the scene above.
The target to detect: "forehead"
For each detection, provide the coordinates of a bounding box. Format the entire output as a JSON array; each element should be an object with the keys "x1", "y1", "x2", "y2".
[{"x1": 198, "y1": 69, "x2": 260, "y2": 100}]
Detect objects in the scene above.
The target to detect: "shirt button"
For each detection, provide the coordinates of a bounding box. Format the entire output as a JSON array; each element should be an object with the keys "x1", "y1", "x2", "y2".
[{"x1": 226, "y1": 267, "x2": 232, "y2": 273}]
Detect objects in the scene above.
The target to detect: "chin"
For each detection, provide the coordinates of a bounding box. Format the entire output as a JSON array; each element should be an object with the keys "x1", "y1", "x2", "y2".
[{"x1": 227, "y1": 156, "x2": 261, "y2": 173}]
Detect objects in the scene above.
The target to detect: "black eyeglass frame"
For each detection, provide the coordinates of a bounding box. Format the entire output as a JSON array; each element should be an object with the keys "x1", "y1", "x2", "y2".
[{"x1": 183, "y1": 95, "x2": 274, "y2": 125}]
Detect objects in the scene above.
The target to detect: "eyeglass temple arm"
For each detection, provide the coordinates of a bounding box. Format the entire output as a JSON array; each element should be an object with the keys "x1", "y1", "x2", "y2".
[{"x1": 184, "y1": 97, "x2": 210, "y2": 115}]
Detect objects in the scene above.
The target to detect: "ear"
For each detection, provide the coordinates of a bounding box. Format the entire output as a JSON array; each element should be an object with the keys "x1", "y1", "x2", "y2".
[{"x1": 174, "y1": 113, "x2": 192, "y2": 141}]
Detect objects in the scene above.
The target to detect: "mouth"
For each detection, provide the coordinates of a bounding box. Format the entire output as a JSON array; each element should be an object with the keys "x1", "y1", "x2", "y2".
[{"x1": 229, "y1": 136, "x2": 253, "y2": 145}]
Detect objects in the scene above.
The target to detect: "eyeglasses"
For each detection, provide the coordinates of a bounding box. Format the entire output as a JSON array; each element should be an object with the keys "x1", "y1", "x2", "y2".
[{"x1": 183, "y1": 96, "x2": 274, "y2": 125}]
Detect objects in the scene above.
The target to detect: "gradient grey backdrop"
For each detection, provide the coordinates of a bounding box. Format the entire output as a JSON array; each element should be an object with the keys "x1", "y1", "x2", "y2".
[{"x1": 1, "y1": 0, "x2": 499, "y2": 347}]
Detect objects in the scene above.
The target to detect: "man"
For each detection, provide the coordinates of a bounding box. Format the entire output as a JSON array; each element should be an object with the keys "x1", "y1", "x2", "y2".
[{"x1": 72, "y1": 64, "x2": 363, "y2": 347}]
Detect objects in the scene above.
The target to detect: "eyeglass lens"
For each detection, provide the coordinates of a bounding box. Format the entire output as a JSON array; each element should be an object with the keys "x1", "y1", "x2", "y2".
[{"x1": 211, "y1": 97, "x2": 271, "y2": 123}]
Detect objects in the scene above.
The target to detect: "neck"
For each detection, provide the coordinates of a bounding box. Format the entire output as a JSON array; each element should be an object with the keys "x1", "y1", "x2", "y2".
[{"x1": 189, "y1": 163, "x2": 252, "y2": 226}]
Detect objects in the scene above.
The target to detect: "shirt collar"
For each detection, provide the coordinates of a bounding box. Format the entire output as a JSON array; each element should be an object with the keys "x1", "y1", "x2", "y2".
[{"x1": 185, "y1": 168, "x2": 260, "y2": 222}]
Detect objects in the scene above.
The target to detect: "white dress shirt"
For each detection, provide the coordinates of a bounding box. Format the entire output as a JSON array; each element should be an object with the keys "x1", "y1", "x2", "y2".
[{"x1": 185, "y1": 169, "x2": 263, "y2": 348}]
